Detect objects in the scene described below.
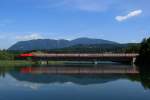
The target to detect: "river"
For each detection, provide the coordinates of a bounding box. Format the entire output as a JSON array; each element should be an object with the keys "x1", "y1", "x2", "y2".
[{"x1": 0, "y1": 63, "x2": 150, "y2": 100}]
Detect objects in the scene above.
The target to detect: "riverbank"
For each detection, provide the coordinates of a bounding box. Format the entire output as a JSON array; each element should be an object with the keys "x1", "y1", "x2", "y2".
[
  {"x1": 0, "y1": 60, "x2": 128, "y2": 67},
  {"x1": 0, "y1": 60, "x2": 34, "y2": 67},
  {"x1": 0, "y1": 60, "x2": 71, "y2": 67}
]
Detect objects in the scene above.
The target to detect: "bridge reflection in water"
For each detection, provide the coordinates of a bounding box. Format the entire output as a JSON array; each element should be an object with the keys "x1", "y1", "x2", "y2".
[
  {"x1": 7, "y1": 64, "x2": 141, "y2": 85},
  {"x1": 20, "y1": 65, "x2": 139, "y2": 74}
]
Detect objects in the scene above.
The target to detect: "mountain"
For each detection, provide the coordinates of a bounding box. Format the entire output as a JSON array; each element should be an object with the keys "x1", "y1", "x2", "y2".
[
  {"x1": 8, "y1": 39, "x2": 70, "y2": 51},
  {"x1": 70, "y1": 37, "x2": 118, "y2": 45},
  {"x1": 8, "y1": 37, "x2": 119, "y2": 51}
]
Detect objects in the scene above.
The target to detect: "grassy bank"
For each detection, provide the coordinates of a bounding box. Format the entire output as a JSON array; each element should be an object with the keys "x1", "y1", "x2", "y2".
[
  {"x1": 0, "y1": 60, "x2": 70, "y2": 67},
  {"x1": 0, "y1": 60, "x2": 34, "y2": 67}
]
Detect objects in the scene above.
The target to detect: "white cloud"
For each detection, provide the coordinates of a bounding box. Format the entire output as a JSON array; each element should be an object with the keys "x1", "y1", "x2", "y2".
[
  {"x1": 115, "y1": 9, "x2": 142, "y2": 22},
  {"x1": 15, "y1": 33, "x2": 43, "y2": 41}
]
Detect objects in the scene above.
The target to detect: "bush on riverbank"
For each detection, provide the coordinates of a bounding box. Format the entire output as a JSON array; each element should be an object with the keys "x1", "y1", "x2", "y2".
[
  {"x1": 0, "y1": 50, "x2": 24, "y2": 60},
  {"x1": 0, "y1": 50, "x2": 14, "y2": 60}
]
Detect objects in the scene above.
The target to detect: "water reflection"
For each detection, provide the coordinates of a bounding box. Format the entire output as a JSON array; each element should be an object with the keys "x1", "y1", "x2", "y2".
[
  {"x1": 138, "y1": 65, "x2": 150, "y2": 89},
  {"x1": 0, "y1": 64, "x2": 150, "y2": 100},
  {"x1": 0, "y1": 64, "x2": 149, "y2": 88}
]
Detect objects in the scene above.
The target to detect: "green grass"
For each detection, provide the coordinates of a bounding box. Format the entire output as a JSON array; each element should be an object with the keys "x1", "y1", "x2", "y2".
[
  {"x1": 0, "y1": 60, "x2": 34, "y2": 67},
  {"x1": 0, "y1": 60, "x2": 99, "y2": 67},
  {"x1": 35, "y1": 61, "x2": 66, "y2": 65},
  {"x1": 0, "y1": 60, "x2": 67, "y2": 66}
]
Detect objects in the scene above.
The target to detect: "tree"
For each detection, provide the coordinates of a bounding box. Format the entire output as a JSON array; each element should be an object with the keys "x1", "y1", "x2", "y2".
[{"x1": 136, "y1": 37, "x2": 150, "y2": 65}]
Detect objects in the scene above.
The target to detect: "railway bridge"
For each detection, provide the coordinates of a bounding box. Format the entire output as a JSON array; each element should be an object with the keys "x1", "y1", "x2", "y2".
[{"x1": 17, "y1": 53, "x2": 139, "y2": 64}]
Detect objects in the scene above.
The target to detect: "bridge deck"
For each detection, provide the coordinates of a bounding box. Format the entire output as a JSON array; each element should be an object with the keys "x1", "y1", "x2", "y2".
[
  {"x1": 32, "y1": 53, "x2": 139, "y2": 58},
  {"x1": 18, "y1": 53, "x2": 139, "y2": 63}
]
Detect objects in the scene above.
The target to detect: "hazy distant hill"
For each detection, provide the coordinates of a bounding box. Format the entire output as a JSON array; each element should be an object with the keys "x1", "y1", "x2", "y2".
[{"x1": 8, "y1": 37, "x2": 120, "y2": 51}]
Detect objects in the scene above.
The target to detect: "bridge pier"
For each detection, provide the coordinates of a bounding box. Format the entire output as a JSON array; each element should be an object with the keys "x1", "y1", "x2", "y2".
[
  {"x1": 39, "y1": 60, "x2": 49, "y2": 65},
  {"x1": 132, "y1": 57, "x2": 136, "y2": 65},
  {"x1": 94, "y1": 61, "x2": 98, "y2": 65}
]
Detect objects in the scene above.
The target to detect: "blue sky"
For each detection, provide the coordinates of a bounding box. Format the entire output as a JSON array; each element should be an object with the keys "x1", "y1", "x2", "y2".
[{"x1": 0, "y1": 0, "x2": 150, "y2": 49}]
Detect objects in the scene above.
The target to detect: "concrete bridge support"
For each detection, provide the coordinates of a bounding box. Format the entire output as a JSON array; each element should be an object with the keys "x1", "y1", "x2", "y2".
[
  {"x1": 94, "y1": 61, "x2": 98, "y2": 65},
  {"x1": 39, "y1": 60, "x2": 49, "y2": 65},
  {"x1": 132, "y1": 57, "x2": 136, "y2": 65}
]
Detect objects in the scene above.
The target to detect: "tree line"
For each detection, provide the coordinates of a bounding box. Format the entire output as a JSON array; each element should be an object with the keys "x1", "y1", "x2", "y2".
[{"x1": 0, "y1": 50, "x2": 23, "y2": 60}]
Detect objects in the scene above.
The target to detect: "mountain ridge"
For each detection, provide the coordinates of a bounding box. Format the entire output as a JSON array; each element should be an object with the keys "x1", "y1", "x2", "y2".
[{"x1": 8, "y1": 37, "x2": 120, "y2": 51}]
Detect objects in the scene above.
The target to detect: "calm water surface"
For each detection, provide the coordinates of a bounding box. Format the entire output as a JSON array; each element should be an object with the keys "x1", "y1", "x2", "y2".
[{"x1": 0, "y1": 63, "x2": 150, "y2": 100}]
